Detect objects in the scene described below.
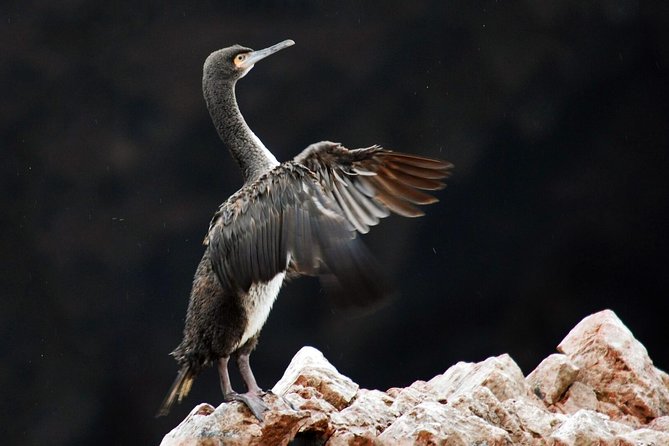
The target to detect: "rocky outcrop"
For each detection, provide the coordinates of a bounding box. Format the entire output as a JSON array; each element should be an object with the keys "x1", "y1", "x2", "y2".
[{"x1": 160, "y1": 310, "x2": 669, "y2": 445}]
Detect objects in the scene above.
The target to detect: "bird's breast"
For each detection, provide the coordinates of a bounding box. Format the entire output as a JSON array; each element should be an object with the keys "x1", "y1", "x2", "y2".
[{"x1": 237, "y1": 272, "x2": 285, "y2": 349}]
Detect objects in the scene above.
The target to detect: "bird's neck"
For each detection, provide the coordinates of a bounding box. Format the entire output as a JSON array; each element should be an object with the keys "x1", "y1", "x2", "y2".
[{"x1": 204, "y1": 79, "x2": 279, "y2": 184}]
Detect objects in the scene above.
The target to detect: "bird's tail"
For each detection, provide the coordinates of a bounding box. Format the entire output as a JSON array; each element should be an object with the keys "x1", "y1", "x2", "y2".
[{"x1": 156, "y1": 366, "x2": 196, "y2": 417}]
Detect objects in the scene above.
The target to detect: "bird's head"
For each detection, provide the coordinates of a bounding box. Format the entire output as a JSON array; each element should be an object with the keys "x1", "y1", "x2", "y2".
[{"x1": 203, "y1": 39, "x2": 295, "y2": 83}]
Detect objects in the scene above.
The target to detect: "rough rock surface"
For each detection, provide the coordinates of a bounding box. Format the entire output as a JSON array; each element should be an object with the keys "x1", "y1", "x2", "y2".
[
  {"x1": 557, "y1": 309, "x2": 669, "y2": 423},
  {"x1": 160, "y1": 310, "x2": 669, "y2": 445},
  {"x1": 526, "y1": 353, "x2": 579, "y2": 405}
]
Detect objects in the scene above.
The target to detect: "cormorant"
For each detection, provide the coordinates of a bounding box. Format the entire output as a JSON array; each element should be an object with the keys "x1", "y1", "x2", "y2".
[{"x1": 158, "y1": 39, "x2": 453, "y2": 420}]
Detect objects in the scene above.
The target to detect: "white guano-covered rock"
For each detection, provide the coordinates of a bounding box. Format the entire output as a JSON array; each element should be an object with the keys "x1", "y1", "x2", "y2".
[
  {"x1": 160, "y1": 310, "x2": 668, "y2": 445},
  {"x1": 526, "y1": 353, "x2": 579, "y2": 404},
  {"x1": 502, "y1": 398, "x2": 567, "y2": 438},
  {"x1": 378, "y1": 401, "x2": 513, "y2": 445},
  {"x1": 272, "y1": 346, "x2": 358, "y2": 411},
  {"x1": 327, "y1": 389, "x2": 399, "y2": 444},
  {"x1": 549, "y1": 409, "x2": 630, "y2": 445},
  {"x1": 429, "y1": 354, "x2": 530, "y2": 403},
  {"x1": 557, "y1": 309, "x2": 669, "y2": 422}
]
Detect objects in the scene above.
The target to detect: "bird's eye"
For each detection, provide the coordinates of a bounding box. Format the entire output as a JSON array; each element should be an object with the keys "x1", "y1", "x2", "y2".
[{"x1": 234, "y1": 54, "x2": 248, "y2": 66}]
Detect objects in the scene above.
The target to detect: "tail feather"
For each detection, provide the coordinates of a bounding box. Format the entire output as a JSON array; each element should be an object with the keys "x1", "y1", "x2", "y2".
[{"x1": 156, "y1": 366, "x2": 196, "y2": 417}]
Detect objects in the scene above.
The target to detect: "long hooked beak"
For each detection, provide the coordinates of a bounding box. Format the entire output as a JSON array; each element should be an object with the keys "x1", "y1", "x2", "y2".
[{"x1": 239, "y1": 39, "x2": 295, "y2": 69}]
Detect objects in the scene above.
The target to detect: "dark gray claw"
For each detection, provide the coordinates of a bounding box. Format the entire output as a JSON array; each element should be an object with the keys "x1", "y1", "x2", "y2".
[{"x1": 225, "y1": 392, "x2": 269, "y2": 421}]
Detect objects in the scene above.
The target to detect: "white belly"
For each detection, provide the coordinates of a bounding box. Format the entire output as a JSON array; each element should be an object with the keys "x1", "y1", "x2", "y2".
[{"x1": 237, "y1": 272, "x2": 285, "y2": 349}]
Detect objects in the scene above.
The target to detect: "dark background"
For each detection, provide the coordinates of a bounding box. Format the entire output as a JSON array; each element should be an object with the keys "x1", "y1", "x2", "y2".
[{"x1": 3, "y1": 1, "x2": 668, "y2": 444}]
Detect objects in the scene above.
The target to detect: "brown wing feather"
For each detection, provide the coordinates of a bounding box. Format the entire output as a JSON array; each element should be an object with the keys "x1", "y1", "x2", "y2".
[
  {"x1": 385, "y1": 159, "x2": 451, "y2": 179},
  {"x1": 368, "y1": 167, "x2": 439, "y2": 205},
  {"x1": 294, "y1": 141, "x2": 453, "y2": 232},
  {"x1": 382, "y1": 152, "x2": 452, "y2": 169}
]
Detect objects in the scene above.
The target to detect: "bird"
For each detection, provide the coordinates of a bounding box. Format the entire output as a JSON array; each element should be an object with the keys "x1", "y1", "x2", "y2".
[{"x1": 157, "y1": 39, "x2": 453, "y2": 420}]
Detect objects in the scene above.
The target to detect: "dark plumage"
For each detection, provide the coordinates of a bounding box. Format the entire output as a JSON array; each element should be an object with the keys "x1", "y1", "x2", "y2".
[{"x1": 158, "y1": 39, "x2": 453, "y2": 419}]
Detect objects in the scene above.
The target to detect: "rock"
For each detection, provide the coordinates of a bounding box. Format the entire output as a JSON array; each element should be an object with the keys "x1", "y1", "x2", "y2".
[
  {"x1": 389, "y1": 380, "x2": 432, "y2": 414},
  {"x1": 549, "y1": 409, "x2": 630, "y2": 445},
  {"x1": 159, "y1": 396, "x2": 307, "y2": 446},
  {"x1": 278, "y1": 382, "x2": 336, "y2": 432},
  {"x1": 272, "y1": 346, "x2": 358, "y2": 411},
  {"x1": 557, "y1": 381, "x2": 599, "y2": 414},
  {"x1": 659, "y1": 368, "x2": 669, "y2": 389},
  {"x1": 429, "y1": 354, "x2": 530, "y2": 403},
  {"x1": 557, "y1": 309, "x2": 669, "y2": 423},
  {"x1": 378, "y1": 401, "x2": 513, "y2": 445},
  {"x1": 502, "y1": 398, "x2": 567, "y2": 438},
  {"x1": 328, "y1": 389, "x2": 398, "y2": 444},
  {"x1": 388, "y1": 353, "x2": 533, "y2": 421},
  {"x1": 648, "y1": 415, "x2": 669, "y2": 433},
  {"x1": 160, "y1": 404, "x2": 217, "y2": 446},
  {"x1": 617, "y1": 428, "x2": 669, "y2": 445},
  {"x1": 548, "y1": 409, "x2": 669, "y2": 446},
  {"x1": 447, "y1": 386, "x2": 532, "y2": 444},
  {"x1": 160, "y1": 310, "x2": 669, "y2": 445},
  {"x1": 526, "y1": 353, "x2": 579, "y2": 404}
]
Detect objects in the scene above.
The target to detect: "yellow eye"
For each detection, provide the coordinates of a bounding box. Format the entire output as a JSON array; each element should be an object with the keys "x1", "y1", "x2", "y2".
[{"x1": 234, "y1": 54, "x2": 248, "y2": 66}]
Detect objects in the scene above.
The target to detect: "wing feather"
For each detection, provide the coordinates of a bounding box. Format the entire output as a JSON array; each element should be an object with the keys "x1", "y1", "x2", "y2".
[
  {"x1": 385, "y1": 159, "x2": 449, "y2": 179},
  {"x1": 341, "y1": 176, "x2": 388, "y2": 221},
  {"x1": 329, "y1": 171, "x2": 370, "y2": 233},
  {"x1": 382, "y1": 152, "x2": 452, "y2": 169},
  {"x1": 367, "y1": 169, "x2": 439, "y2": 205},
  {"x1": 337, "y1": 178, "x2": 379, "y2": 228},
  {"x1": 206, "y1": 163, "x2": 387, "y2": 308},
  {"x1": 294, "y1": 141, "x2": 452, "y2": 231}
]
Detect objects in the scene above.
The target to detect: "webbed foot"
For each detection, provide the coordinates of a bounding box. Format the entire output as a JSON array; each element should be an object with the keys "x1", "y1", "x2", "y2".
[{"x1": 224, "y1": 391, "x2": 269, "y2": 421}]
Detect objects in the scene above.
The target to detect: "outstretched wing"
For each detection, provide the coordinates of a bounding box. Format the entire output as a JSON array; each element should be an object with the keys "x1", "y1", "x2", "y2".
[
  {"x1": 294, "y1": 141, "x2": 453, "y2": 234},
  {"x1": 206, "y1": 162, "x2": 387, "y2": 308}
]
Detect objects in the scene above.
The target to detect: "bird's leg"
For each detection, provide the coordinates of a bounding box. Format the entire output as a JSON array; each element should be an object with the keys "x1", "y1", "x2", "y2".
[
  {"x1": 217, "y1": 337, "x2": 269, "y2": 421},
  {"x1": 237, "y1": 352, "x2": 262, "y2": 394},
  {"x1": 218, "y1": 356, "x2": 235, "y2": 396},
  {"x1": 228, "y1": 351, "x2": 269, "y2": 420},
  {"x1": 239, "y1": 351, "x2": 297, "y2": 412}
]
